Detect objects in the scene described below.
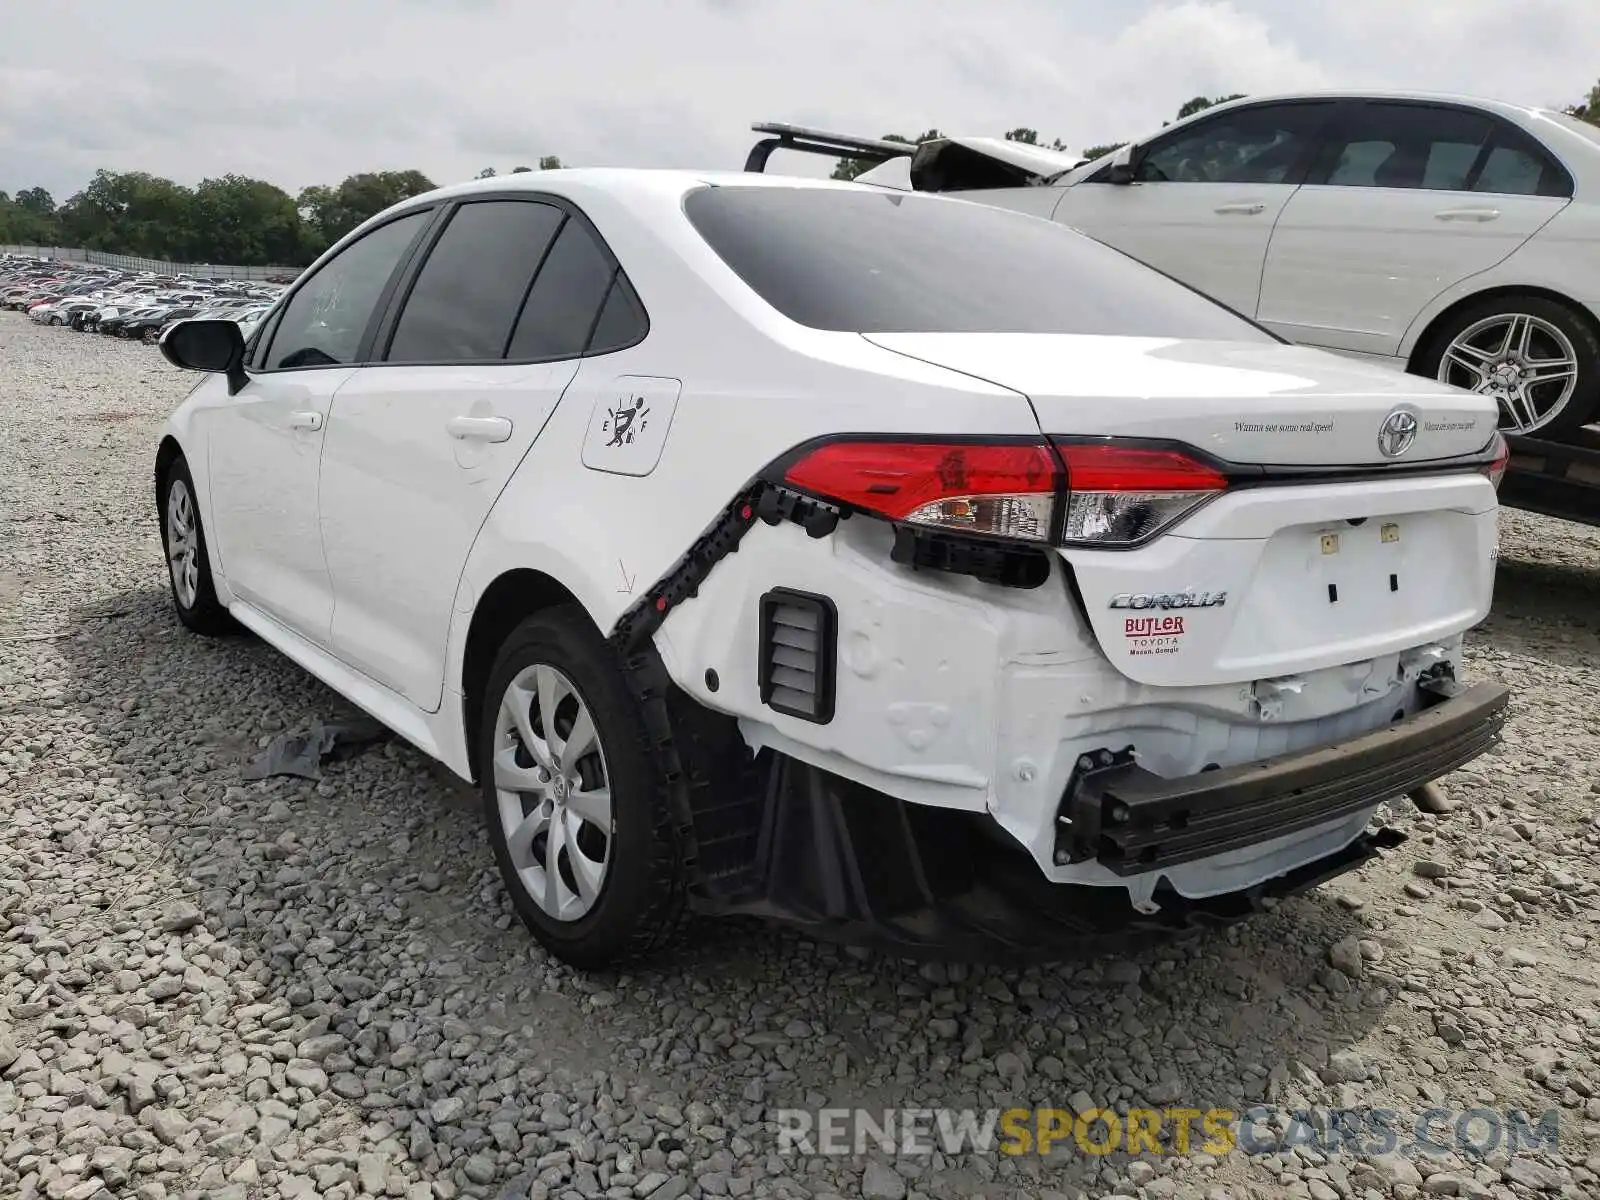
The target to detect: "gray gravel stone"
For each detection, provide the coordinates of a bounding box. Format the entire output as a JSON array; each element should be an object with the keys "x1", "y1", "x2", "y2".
[{"x1": 860, "y1": 1161, "x2": 907, "y2": 1200}]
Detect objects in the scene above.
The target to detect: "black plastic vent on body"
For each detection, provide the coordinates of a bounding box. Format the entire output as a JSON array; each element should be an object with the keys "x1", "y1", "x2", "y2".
[{"x1": 758, "y1": 588, "x2": 837, "y2": 724}]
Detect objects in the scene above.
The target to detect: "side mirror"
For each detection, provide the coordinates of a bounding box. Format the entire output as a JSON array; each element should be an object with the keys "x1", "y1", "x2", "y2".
[
  {"x1": 1105, "y1": 143, "x2": 1140, "y2": 185},
  {"x1": 161, "y1": 318, "x2": 247, "y2": 395}
]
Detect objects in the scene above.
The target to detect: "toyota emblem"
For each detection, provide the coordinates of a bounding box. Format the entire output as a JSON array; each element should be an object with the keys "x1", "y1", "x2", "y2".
[{"x1": 1377, "y1": 409, "x2": 1419, "y2": 458}]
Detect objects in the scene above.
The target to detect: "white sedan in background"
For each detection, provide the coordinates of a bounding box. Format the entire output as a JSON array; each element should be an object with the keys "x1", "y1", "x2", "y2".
[{"x1": 849, "y1": 92, "x2": 1600, "y2": 439}]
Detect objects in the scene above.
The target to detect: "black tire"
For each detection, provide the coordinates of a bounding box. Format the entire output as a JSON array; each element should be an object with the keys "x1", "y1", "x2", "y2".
[
  {"x1": 1413, "y1": 293, "x2": 1600, "y2": 440},
  {"x1": 157, "y1": 457, "x2": 237, "y2": 636},
  {"x1": 478, "y1": 606, "x2": 688, "y2": 969}
]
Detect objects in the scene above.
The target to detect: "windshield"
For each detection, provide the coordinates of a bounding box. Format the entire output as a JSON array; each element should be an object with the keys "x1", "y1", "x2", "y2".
[{"x1": 691, "y1": 186, "x2": 1275, "y2": 340}]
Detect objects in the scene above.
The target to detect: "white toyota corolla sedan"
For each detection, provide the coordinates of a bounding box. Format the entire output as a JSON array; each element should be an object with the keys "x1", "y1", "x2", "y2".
[
  {"x1": 848, "y1": 92, "x2": 1600, "y2": 440},
  {"x1": 156, "y1": 169, "x2": 1510, "y2": 967}
]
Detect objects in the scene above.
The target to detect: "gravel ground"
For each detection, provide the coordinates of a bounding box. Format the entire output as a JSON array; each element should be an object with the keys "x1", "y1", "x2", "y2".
[{"x1": 3, "y1": 311, "x2": 1600, "y2": 1200}]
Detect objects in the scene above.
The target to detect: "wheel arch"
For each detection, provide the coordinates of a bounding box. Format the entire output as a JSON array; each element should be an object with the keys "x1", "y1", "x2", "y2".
[
  {"x1": 154, "y1": 435, "x2": 185, "y2": 508},
  {"x1": 460, "y1": 568, "x2": 598, "y2": 783},
  {"x1": 1405, "y1": 284, "x2": 1600, "y2": 373}
]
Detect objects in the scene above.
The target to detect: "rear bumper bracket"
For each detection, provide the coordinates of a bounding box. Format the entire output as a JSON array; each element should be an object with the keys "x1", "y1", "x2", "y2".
[{"x1": 1053, "y1": 680, "x2": 1510, "y2": 874}]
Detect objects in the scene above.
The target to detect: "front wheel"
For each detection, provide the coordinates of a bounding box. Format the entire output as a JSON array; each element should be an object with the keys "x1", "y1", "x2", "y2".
[
  {"x1": 478, "y1": 607, "x2": 688, "y2": 969},
  {"x1": 158, "y1": 458, "x2": 236, "y2": 636},
  {"x1": 1416, "y1": 295, "x2": 1600, "y2": 439}
]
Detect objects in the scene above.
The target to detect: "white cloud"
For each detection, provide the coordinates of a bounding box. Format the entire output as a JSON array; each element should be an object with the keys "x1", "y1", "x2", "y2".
[{"x1": 0, "y1": 0, "x2": 1595, "y2": 200}]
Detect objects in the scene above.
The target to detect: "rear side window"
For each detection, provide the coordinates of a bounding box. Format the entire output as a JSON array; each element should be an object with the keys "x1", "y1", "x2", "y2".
[
  {"x1": 1321, "y1": 104, "x2": 1492, "y2": 190},
  {"x1": 1471, "y1": 125, "x2": 1573, "y2": 198},
  {"x1": 682, "y1": 186, "x2": 1277, "y2": 339},
  {"x1": 585, "y1": 274, "x2": 648, "y2": 355},
  {"x1": 506, "y1": 219, "x2": 619, "y2": 360},
  {"x1": 1318, "y1": 103, "x2": 1572, "y2": 197},
  {"x1": 387, "y1": 200, "x2": 564, "y2": 363}
]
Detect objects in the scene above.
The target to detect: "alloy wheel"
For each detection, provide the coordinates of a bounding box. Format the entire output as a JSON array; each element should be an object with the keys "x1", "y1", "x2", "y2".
[
  {"x1": 165, "y1": 479, "x2": 200, "y2": 609},
  {"x1": 492, "y1": 663, "x2": 613, "y2": 922},
  {"x1": 1436, "y1": 312, "x2": 1580, "y2": 434}
]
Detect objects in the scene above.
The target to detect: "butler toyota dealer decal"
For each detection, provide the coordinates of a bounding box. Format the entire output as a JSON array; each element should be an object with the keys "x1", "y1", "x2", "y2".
[
  {"x1": 1124, "y1": 614, "x2": 1187, "y2": 656},
  {"x1": 1111, "y1": 592, "x2": 1225, "y2": 657}
]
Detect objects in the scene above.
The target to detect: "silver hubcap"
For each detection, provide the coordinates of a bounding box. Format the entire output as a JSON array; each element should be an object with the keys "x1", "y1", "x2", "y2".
[
  {"x1": 493, "y1": 663, "x2": 613, "y2": 922},
  {"x1": 165, "y1": 479, "x2": 200, "y2": 609},
  {"x1": 1438, "y1": 312, "x2": 1580, "y2": 434}
]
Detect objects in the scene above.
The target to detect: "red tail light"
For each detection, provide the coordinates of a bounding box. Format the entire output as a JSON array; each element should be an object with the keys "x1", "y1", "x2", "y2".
[
  {"x1": 783, "y1": 440, "x2": 1060, "y2": 541},
  {"x1": 780, "y1": 437, "x2": 1231, "y2": 547},
  {"x1": 1481, "y1": 431, "x2": 1509, "y2": 489},
  {"x1": 1051, "y1": 440, "x2": 1227, "y2": 547}
]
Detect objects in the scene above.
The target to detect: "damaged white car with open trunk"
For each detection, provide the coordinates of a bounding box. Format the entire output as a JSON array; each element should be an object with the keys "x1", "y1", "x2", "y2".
[{"x1": 154, "y1": 168, "x2": 1511, "y2": 967}]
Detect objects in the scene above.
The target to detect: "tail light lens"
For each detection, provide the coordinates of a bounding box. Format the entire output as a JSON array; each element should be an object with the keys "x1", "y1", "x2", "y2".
[
  {"x1": 783, "y1": 441, "x2": 1059, "y2": 541},
  {"x1": 780, "y1": 437, "x2": 1230, "y2": 547},
  {"x1": 1481, "y1": 432, "x2": 1509, "y2": 489},
  {"x1": 1052, "y1": 440, "x2": 1228, "y2": 547}
]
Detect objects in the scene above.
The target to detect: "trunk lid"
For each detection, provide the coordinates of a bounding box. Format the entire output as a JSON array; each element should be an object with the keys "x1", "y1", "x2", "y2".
[
  {"x1": 863, "y1": 333, "x2": 1497, "y2": 465},
  {"x1": 865, "y1": 332, "x2": 1501, "y2": 687}
]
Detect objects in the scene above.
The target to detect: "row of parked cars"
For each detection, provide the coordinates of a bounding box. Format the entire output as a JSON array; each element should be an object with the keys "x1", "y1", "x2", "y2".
[{"x1": 0, "y1": 254, "x2": 285, "y2": 346}]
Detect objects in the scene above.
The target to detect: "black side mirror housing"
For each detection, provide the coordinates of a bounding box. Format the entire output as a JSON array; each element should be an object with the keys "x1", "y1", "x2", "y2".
[{"x1": 161, "y1": 318, "x2": 247, "y2": 395}]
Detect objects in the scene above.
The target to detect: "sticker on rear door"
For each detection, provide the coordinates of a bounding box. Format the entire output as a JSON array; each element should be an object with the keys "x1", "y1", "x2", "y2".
[
  {"x1": 1123, "y1": 615, "x2": 1185, "y2": 657},
  {"x1": 582, "y1": 377, "x2": 681, "y2": 476}
]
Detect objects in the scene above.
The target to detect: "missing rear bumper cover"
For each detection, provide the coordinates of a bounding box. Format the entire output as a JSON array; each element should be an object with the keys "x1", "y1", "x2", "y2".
[
  {"x1": 1053, "y1": 681, "x2": 1510, "y2": 873},
  {"x1": 689, "y1": 749, "x2": 1410, "y2": 961}
]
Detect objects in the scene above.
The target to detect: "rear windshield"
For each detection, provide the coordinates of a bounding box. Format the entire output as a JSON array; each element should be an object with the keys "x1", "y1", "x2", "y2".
[{"x1": 682, "y1": 185, "x2": 1276, "y2": 340}]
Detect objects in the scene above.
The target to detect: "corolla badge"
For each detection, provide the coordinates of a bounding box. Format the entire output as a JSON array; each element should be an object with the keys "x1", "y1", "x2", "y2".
[
  {"x1": 1377, "y1": 409, "x2": 1419, "y2": 458},
  {"x1": 1109, "y1": 591, "x2": 1226, "y2": 611}
]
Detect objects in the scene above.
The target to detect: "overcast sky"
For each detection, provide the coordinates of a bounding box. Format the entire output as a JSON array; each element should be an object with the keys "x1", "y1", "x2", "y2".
[{"x1": 3, "y1": 0, "x2": 1597, "y2": 201}]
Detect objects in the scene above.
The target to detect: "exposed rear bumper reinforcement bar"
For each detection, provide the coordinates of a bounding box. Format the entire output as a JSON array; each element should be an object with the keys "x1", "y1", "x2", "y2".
[{"x1": 1055, "y1": 680, "x2": 1511, "y2": 874}]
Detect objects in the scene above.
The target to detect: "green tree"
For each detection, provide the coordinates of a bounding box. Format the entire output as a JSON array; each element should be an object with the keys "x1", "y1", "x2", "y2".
[
  {"x1": 57, "y1": 170, "x2": 195, "y2": 259},
  {"x1": 1566, "y1": 79, "x2": 1600, "y2": 124},
  {"x1": 0, "y1": 188, "x2": 62, "y2": 244},
  {"x1": 295, "y1": 170, "x2": 437, "y2": 258},
  {"x1": 186, "y1": 175, "x2": 303, "y2": 265},
  {"x1": 476, "y1": 167, "x2": 498, "y2": 179},
  {"x1": 831, "y1": 129, "x2": 943, "y2": 181},
  {"x1": 1080, "y1": 142, "x2": 1127, "y2": 161},
  {"x1": 13, "y1": 187, "x2": 56, "y2": 217},
  {"x1": 511, "y1": 165, "x2": 534, "y2": 173},
  {"x1": 538, "y1": 155, "x2": 563, "y2": 170},
  {"x1": 1175, "y1": 93, "x2": 1245, "y2": 121}
]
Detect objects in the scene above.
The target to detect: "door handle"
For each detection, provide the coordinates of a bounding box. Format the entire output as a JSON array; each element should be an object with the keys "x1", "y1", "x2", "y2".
[
  {"x1": 1434, "y1": 207, "x2": 1501, "y2": 222},
  {"x1": 446, "y1": 415, "x2": 513, "y2": 443},
  {"x1": 287, "y1": 411, "x2": 323, "y2": 431},
  {"x1": 1214, "y1": 201, "x2": 1266, "y2": 215}
]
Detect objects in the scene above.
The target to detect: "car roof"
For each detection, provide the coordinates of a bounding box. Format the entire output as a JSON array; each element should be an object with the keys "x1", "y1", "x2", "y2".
[
  {"x1": 403, "y1": 167, "x2": 875, "y2": 210},
  {"x1": 1171, "y1": 88, "x2": 1557, "y2": 122}
]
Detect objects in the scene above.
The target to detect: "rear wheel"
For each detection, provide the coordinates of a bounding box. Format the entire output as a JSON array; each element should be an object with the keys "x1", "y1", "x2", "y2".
[
  {"x1": 159, "y1": 458, "x2": 236, "y2": 636},
  {"x1": 1416, "y1": 294, "x2": 1600, "y2": 439},
  {"x1": 478, "y1": 607, "x2": 688, "y2": 969}
]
